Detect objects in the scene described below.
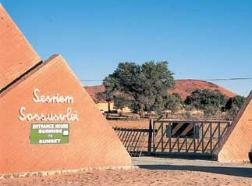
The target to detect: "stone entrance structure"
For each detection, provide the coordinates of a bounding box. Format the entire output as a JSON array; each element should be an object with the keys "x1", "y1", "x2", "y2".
[
  {"x1": 0, "y1": 4, "x2": 131, "y2": 174},
  {"x1": 218, "y1": 91, "x2": 252, "y2": 163}
]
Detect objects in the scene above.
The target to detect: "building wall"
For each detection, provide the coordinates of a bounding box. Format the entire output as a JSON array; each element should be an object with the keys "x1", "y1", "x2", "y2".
[
  {"x1": 95, "y1": 102, "x2": 131, "y2": 113},
  {"x1": 96, "y1": 102, "x2": 115, "y2": 112}
]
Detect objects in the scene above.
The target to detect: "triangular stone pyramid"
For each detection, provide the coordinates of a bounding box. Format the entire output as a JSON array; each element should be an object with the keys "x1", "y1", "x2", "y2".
[
  {"x1": 0, "y1": 4, "x2": 41, "y2": 90},
  {"x1": 0, "y1": 5, "x2": 131, "y2": 174},
  {"x1": 218, "y1": 92, "x2": 252, "y2": 162}
]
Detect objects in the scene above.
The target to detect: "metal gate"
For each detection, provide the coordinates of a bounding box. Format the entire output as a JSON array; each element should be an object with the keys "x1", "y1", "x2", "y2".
[
  {"x1": 113, "y1": 127, "x2": 150, "y2": 156},
  {"x1": 151, "y1": 119, "x2": 231, "y2": 158},
  {"x1": 113, "y1": 119, "x2": 232, "y2": 159}
]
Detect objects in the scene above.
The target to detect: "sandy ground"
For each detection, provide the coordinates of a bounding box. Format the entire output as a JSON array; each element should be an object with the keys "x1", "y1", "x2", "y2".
[{"x1": 1, "y1": 157, "x2": 252, "y2": 186}]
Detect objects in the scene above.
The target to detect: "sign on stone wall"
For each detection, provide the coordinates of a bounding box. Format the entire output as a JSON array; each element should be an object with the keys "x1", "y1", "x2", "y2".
[
  {"x1": 30, "y1": 123, "x2": 69, "y2": 144},
  {"x1": 19, "y1": 88, "x2": 79, "y2": 122},
  {"x1": 18, "y1": 88, "x2": 79, "y2": 144}
]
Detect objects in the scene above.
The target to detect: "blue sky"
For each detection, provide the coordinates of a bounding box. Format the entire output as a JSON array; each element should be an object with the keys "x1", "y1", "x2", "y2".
[{"x1": 1, "y1": 0, "x2": 252, "y2": 96}]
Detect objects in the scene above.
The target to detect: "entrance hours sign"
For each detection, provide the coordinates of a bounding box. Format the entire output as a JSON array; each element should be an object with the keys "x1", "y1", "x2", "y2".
[{"x1": 30, "y1": 123, "x2": 69, "y2": 144}]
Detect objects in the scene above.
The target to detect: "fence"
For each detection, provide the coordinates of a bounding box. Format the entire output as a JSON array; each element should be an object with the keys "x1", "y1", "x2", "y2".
[
  {"x1": 151, "y1": 119, "x2": 231, "y2": 158},
  {"x1": 113, "y1": 127, "x2": 150, "y2": 156},
  {"x1": 114, "y1": 119, "x2": 232, "y2": 159}
]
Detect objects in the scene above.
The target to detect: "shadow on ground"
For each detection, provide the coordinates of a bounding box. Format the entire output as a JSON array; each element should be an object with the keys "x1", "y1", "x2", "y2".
[{"x1": 138, "y1": 164, "x2": 252, "y2": 178}]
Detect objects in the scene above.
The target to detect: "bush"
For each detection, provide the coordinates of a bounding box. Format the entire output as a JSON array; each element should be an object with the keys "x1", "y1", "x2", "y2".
[
  {"x1": 225, "y1": 95, "x2": 246, "y2": 120},
  {"x1": 184, "y1": 89, "x2": 227, "y2": 117},
  {"x1": 164, "y1": 93, "x2": 183, "y2": 113}
]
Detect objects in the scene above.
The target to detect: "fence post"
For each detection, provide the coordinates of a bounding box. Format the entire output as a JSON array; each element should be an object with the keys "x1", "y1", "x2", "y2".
[{"x1": 148, "y1": 119, "x2": 153, "y2": 155}]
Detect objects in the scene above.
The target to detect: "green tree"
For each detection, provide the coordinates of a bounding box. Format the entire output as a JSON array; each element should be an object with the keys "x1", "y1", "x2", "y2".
[
  {"x1": 101, "y1": 61, "x2": 174, "y2": 116},
  {"x1": 114, "y1": 95, "x2": 130, "y2": 110},
  {"x1": 96, "y1": 76, "x2": 119, "y2": 112},
  {"x1": 225, "y1": 95, "x2": 246, "y2": 119},
  {"x1": 164, "y1": 93, "x2": 183, "y2": 113},
  {"x1": 225, "y1": 95, "x2": 245, "y2": 110},
  {"x1": 184, "y1": 89, "x2": 227, "y2": 116}
]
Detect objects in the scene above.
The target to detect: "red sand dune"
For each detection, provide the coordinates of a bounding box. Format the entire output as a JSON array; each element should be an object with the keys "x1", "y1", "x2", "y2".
[
  {"x1": 85, "y1": 79, "x2": 236, "y2": 101},
  {"x1": 169, "y1": 79, "x2": 236, "y2": 100},
  {"x1": 85, "y1": 85, "x2": 106, "y2": 102}
]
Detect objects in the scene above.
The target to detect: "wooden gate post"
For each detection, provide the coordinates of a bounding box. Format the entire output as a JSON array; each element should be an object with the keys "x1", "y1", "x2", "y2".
[{"x1": 148, "y1": 119, "x2": 153, "y2": 155}]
